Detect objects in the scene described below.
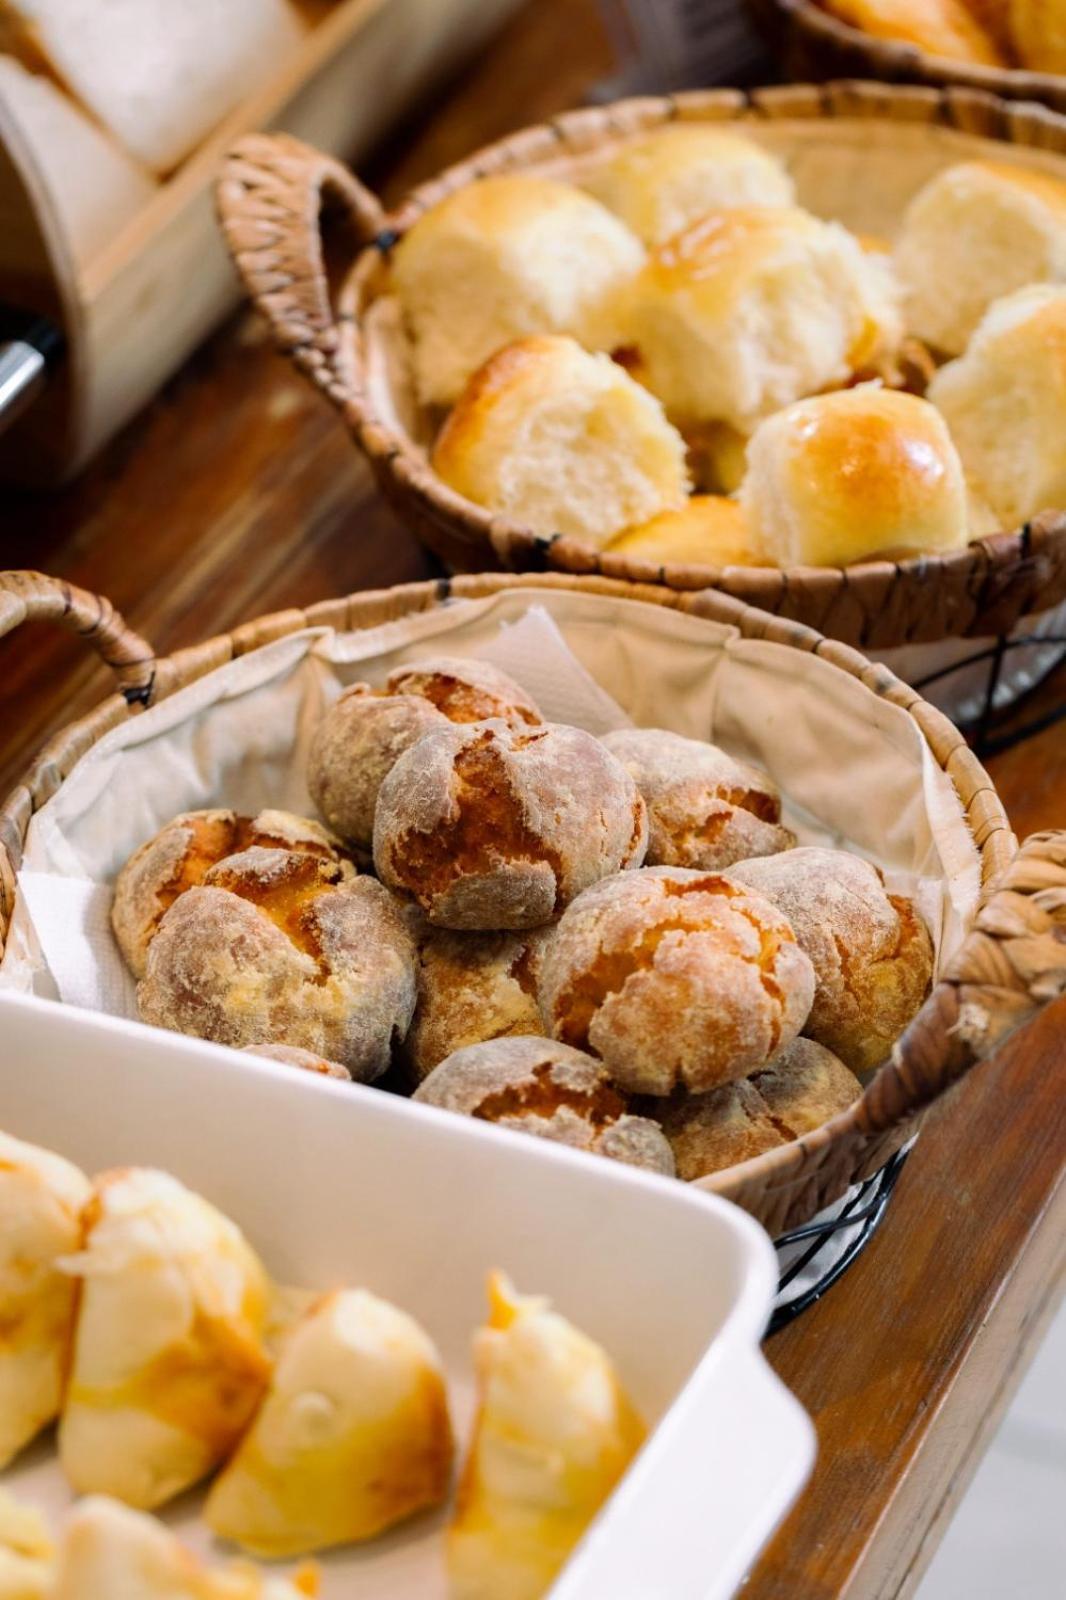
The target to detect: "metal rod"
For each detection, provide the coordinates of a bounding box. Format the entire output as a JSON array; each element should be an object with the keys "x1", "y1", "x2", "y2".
[{"x1": 0, "y1": 340, "x2": 47, "y2": 435}]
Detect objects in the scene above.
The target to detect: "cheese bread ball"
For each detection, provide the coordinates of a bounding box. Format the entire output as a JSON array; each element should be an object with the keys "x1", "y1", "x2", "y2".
[
  {"x1": 1010, "y1": 0, "x2": 1066, "y2": 70},
  {"x1": 821, "y1": 0, "x2": 1005, "y2": 61},
  {"x1": 616, "y1": 207, "x2": 903, "y2": 432},
  {"x1": 607, "y1": 494, "x2": 766, "y2": 567},
  {"x1": 0, "y1": 1489, "x2": 52, "y2": 1599},
  {"x1": 432, "y1": 335, "x2": 690, "y2": 547},
  {"x1": 727, "y1": 848, "x2": 934, "y2": 1073},
  {"x1": 374, "y1": 720, "x2": 648, "y2": 931},
  {"x1": 740, "y1": 388, "x2": 969, "y2": 566},
  {"x1": 895, "y1": 161, "x2": 1066, "y2": 355},
  {"x1": 929, "y1": 285, "x2": 1066, "y2": 528},
  {"x1": 601, "y1": 728, "x2": 795, "y2": 870},
  {"x1": 392, "y1": 173, "x2": 644, "y2": 406},
  {"x1": 406, "y1": 927, "x2": 551, "y2": 1080},
  {"x1": 539, "y1": 867, "x2": 815, "y2": 1096},
  {"x1": 0, "y1": 1133, "x2": 91, "y2": 1469},
  {"x1": 583, "y1": 124, "x2": 794, "y2": 245}
]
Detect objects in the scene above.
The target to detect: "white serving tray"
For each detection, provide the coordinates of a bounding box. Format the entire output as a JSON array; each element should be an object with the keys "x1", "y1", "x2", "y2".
[{"x1": 0, "y1": 991, "x2": 814, "y2": 1600}]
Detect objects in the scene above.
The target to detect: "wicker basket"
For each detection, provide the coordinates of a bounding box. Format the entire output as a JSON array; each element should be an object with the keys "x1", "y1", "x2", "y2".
[
  {"x1": 751, "y1": 1, "x2": 1066, "y2": 115},
  {"x1": 3, "y1": 567, "x2": 1065, "y2": 1235},
  {"x1": 217, "y1": 79, "x2": 1066, "y2": 654}
]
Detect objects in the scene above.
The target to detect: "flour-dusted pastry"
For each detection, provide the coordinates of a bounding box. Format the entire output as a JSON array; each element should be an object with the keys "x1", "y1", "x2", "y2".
[
  {"x1": 138, "y1": 852, "x2": 417, "y2": 1080},
  {"x1": 205, "y1": 1289, "x2": 452, "y2": 1558},
  {"x1": 653, "y1": 1037, "x2": 862, "y2": 1180},
  {"x1": 392, "y1": 174, "x2": 644, "y2": 406},
  {"x1": 895, "y1": 161, "x2": 1066, "y2": 356},
  {"x1": 240, "y1": 1043, "x2": 351, "y2": 1081},
  {"x1": 58, "y1": 1168, "x2": 273, "y2": 1509},
  {"x1": 727, "y1": 847, "x2": 934, "y2": 1073},
  {"x1": 0, "y1": 1488, "x2": 53, "y2": 1599},
  {"x1": 540, "y1": 868, "x2": 815, "y2": 1096},
  {"x1": 1010, "y1": 0, "x2": 1066, "y2": 69},
  {"x1": 929, "y1": 285, "x2": 1066, "y2": 528},
  {"x1": 615, "y1": 207, "x2": 902, "y2": 432},
  {"x1": 583, "y1": 124, "x2": 794, "y2": 245},
  {"x1": 112, "y1": 808, "x2": 351, "y2": 979},
  {"x1": 388, "y1": 656, "x2": 542, "y2": 727},
  {"x1": 740, "y1": 388, "x2": 969, "y2": 565},
  {"x1": 606, "y1": 494, "x2": 766, "y2": 567},
  {"x1": 414, "y1": 1036, "x2": 676, "y2": 1174},
  {"x1": 821, "y1": 0, "x2": 1006, "y2": 61},
  {"x1": 0, "y1": 1132, "x2": 91, "y2": 1470},
  {"x1": 432, "y1": 336, "x2": 690, "y2": 547},
  {"x1": 448, "y1": 1272, "x2": 645, "y2": 1600},
  {"x1": 407, "y1": 927, "x2": 551, "y2": 1080},
  {"x1": 374, "y1": 720, "x2": 648, "y2": 931},
  {"x1": 601, "y1": 728, "x2": 795, "y2": 871}
]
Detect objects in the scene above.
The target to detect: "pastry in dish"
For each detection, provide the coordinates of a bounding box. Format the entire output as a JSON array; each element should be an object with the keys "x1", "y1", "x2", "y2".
[
  {"x1": 819, "y1": 0, "x2": 1005, "y2": 62},
  {"x1": 447, "y1": 1272, "x2": 645, "y2": 1600},
  {"x1": 58, "y1": 1168, "x2": 273, "y2": 1509},
  {"x1": 406, "y1": 927, "x2": 551, "y2": 1080},
  {"x1": 0, "y1": 1132, "x2": 90, "y2": 1469},
  {"x1": 205, "y1": 1289, "x2": 453, "y2": 1557},
  {"x1": 0, "y1": 1488, "x2": 53, "y2": 1598},
  {"x1": 606, "y1": 494, "x2": 764, "y2": 567}
]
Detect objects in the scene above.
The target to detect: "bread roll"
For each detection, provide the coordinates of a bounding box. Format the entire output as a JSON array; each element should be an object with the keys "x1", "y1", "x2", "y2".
[
  {"x1": 0, "y1": 0, "x2": 306, "y2": 173},
  {"x1": 432, "y1": 336, "x2": 689, "y2": 546},
  {"x1": 0, "y1": 1489, "x2": 52, "y2": 1598},
  {"x1": 821, "y1": 0, "x2": 1006, "y2": 60},
  {"x1": 387, "y1": 656, "x2": 542, "y2": 727},
  {"x1": 539, "y1": 867, "x2": 815, "y2": 1096},
  {"x1": 740, "y1": 388, "x2": 969, "y2": 566},
  {"x1": 929, "y1": 285, "x2": 1066, "y2": 528},
  {"x1": 583, "y1": 124, "x2": 794, "y2": 245},
  {"x1": 240, "y1": 1042, "x2": 351, "y2": 1081},
  {"x1": 617, "y1": 207, "x2": 903, "y2": 431},
  {"x1": 962, "y1": 0, "x2": 1014, "y2": 50},
  {"x1": 392, "y1": 175, "x2": 644, "y2": 406},
  {"x1": 895, "y1": 161, "x2": 1066, "y2": 356},
  {"x1": 1010, "y1": 0, "x2": 1066, "y2": 69},
  {"x1": 407, "y1": 927, "x2": 550, "y2": 1080},
  {"x1": 607, "y1": 494, "x2": 767, "y2": 566}
]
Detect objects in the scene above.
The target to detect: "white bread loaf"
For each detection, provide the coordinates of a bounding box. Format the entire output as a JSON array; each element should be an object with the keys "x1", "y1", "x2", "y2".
[
  {"x1": 895, "y1": 161, "x2": 1066, "y2": 356},
  {"x1": 0, "y1": 56, "x2": 155, "y2": 266},
  {"x1": 1, "y1": 0, "x2": 306, "y2": 173},
  {"x1": 929, "y1": 285, "x2": 1066, "y2": 528}
]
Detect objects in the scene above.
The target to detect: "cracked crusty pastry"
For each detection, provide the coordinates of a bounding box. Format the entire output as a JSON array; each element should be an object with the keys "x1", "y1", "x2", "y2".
[
  {"x1": 406, "y1": 927, "x2": 551, "y2": 1081},
  {"x1": 539, "y1": 866, "x2": 815, "y2": 1096},
  {"x1": 58, "y1": 1168, "x2": 273, "y2": 1510},
  {"x1": 205, "y1": 1288, "x2": 453, "y2": 1558},
  {"x1": 0, "y1": 1131, "x2": 91, "y2": 1470},
  {"x1": 448, "y1": 1272, "x2": 645, "y2": 1600}
]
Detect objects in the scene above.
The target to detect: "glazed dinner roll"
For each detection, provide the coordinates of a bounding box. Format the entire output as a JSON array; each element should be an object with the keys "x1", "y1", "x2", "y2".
[
  {"x1": 601, "y1": 728, "x2": 795, "y2": 871},
  {"x1": 539, "y1": 868, "x2": 815, "y2": 1096},
  {"x1": 138, "y1": 850, "x2": 417, "y2": 1080},
  {"x1": 652, "y1": 1037, "x2": 862, "y2": 1182},
  {"x1": 205, "y1": 1289, "x2": 453, "y2": 1557},
  {"x1": 739, "y1": 388, "x2": 970, "y2": 566},
  {"x1": 895, "y1": 161, "x2": 1066, "y2": 357},
  {"x1": 392, "y1": 173, "x2": 644, "y2": 406},
  {"x1": 929, "y1": 285, "x2": 1066, "y2": 528},
  {"x1": 606, "y1": 494, "x2": 767, "y2": 567},
  {"x1": 406, "y1": 927, "x2": 551, "y2": 1080},
  {"x1": 616, "y1": 206, "x2": 903, "y2": 432},
  {"x1": 432, "y1": 336, "x2": 690, "y2": 546},
  {"x1": 820, "y1": 0, "x2": 1006, "y2": 62},
  {"x1": 414, "y1": 1036, "x2": 676, "y2": 1174},
  {"x1": 727, "y1": 848, "x2": 934, "y2": 1074},
  {"x1": 58, "y1": 1168, "x2": 272, "y2": 1510},
  {"x1": 448, "y1": 1272, "x2": 645, "y2": 1600},
  {"x1": 112, "y1": 807, "x2": 349, "y2": 979},
  {"x1": 583, "y1": 124, "x2": 794, "y2": 245},
  {"x1": 374, "y1": 719, "x2": 648, "y2": 931},
  {"x1": 1010, "y1": 0, "x2": 1066, "y2": 70},
  {"x1": 0, "y1": 1133, "x2": 91, "y2": 1470}
]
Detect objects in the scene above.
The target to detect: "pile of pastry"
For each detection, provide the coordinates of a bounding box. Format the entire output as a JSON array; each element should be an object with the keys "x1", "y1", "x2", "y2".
[
  {"x1": 384, "y1": 119, "x2": 1066, "y2": 568},
  {"x1": 0, "y1": 1125, "x2": 641, "y2": 1597},
  {"x1": 110, "y1": 656, "x2": 934, "y2": 1184},
  {"x1": 818, "y1": 0, "x2": 1066, "y2": 73}
]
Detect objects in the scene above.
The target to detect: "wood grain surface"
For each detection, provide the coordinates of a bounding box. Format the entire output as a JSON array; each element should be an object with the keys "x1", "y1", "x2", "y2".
[{"x1": 0, "y1": 3, "x2": 1063, "y2": 1595}]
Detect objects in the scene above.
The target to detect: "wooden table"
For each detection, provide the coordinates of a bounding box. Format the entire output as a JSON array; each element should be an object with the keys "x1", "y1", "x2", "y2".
[{"x1": 1, "y1": 3, "x2": 1063, "y2": 1595}]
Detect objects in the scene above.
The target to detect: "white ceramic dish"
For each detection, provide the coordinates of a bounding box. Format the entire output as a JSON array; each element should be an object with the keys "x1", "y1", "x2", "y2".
[{"x1": 0, "y1": 990, "x2": 814, "y2": 1600}]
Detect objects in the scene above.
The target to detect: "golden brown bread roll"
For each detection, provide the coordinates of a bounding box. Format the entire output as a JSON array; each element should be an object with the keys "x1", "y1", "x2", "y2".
[
  {"x1": 432, "y1": 336, "x2": 690, "y2": 547},
  {"x1": 111, "y1": 808, "x2": 350, "y2": 978},
  {"x1": 1009, "y1": 0, "x2": 1066, "y2": 69},
  {"x1": 895, "y1": 161, "x2": 1066, "y2": 356},
  {"x1": 407, "y1": 927, "x2": 551, "y2": 1081},
  {"x1": 739, "y1": 388, "x2": 969, "y2": 566},
  {"x1": 414, "y1": 1036, "x2": 675, "y2": 1174},
  {"x1": 138, "y1": 848, "x2": 417, "y2": 1080},
  {"x1": 727, "y1": 847, "x2": 933, "y2": 1073},
  {"x1": 391, "y1": 174, "x2": 644, "y2": 406},
  {"x1": 820, "y1": 0, "x2": 1006, "y2": 61},
  {"x1": 962, "y1": 0, "x2": 1014, "y2": 50},
  {"x1": 539, "y1": 867, "x2": 815, "y2": 1096},
  {"x1": 606, "y1": 494, "x2": 767, "y2": 567},
  {"x1": 387, "y1": 656, "x2": 542, "y2": 727},
  {"x1": 373, "y1": 720, "x2": 648, "y2": 931},
  {"x1": 601, "y1": 728, "x2": 795, "y2": 870}
]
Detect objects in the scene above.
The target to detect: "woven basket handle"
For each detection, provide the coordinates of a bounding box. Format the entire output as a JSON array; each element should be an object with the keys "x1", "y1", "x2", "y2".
[
  {"x1": 217, "y1": 133, "x2": 386, "y2": 409},
  {"x1": 0, "y1": 570, "x2": 155, "y2": 703},
  {"x1": 860, "y1": 830, "x2": 1066, "y2": 1135}
]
